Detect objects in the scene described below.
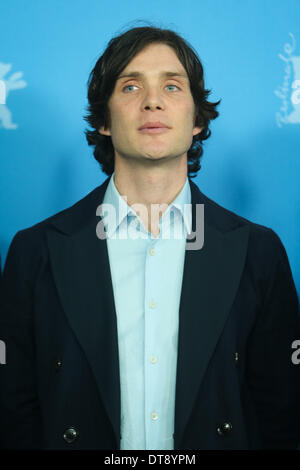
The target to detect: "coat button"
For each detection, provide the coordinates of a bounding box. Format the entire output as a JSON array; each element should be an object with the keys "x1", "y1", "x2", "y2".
[
  {"x1": 63, "y1": 427, "x2": 78, "y2": 443},
  {"x1": 217, "y1": 422, "x2": 233, "y2": 436},
  {"x1": 55, "y1": 357, "x2": 62, "y2": 371}
]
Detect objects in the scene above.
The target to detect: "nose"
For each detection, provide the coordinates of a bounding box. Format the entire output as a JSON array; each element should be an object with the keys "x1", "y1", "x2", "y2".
[{"x1": 141, "y1": 86, "x2": 165, "y2": 111}]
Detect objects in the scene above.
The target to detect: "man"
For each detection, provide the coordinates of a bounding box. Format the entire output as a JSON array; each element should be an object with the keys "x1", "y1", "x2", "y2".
[{"x1": 0, "y1": 26, "x2": 300, "y2": 450}]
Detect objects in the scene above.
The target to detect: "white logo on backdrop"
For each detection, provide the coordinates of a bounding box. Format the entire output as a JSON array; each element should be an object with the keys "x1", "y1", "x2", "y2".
[
  {"x1": 0, "y1": 62, "x2": 27, "y2": 130},
  {"x1": 275, "y1": 33, "x2": 300, "y2": 127}
]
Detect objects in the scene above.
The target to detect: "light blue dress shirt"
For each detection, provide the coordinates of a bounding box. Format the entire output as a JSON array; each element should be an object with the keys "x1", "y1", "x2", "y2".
[{"x1": 101, "y1": 173, "x2": 192, "y2": 450}]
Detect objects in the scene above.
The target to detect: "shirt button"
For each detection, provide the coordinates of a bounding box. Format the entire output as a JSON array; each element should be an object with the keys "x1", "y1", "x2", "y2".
[
  {"x1": 150, "y1": 355, "x2": 157, "y2": 364},
  {"x1": 149, "y1": 248, "x2": 156, "y2": 256},
  {"x1": 151, "y1": 412, "x2": 158, "y2": 421},
  {"x1": 149, "y1": 301, "x2": 156, "y2": 309}
]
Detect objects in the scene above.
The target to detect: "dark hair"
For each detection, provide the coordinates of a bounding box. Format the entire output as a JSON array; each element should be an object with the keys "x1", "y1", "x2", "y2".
[{"x1": 84, "y1": 25, "x2": 221, "y2": 178}]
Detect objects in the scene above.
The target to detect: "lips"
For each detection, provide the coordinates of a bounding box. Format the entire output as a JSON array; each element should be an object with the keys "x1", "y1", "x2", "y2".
[{"x1": 138, "y1": 121, "x2": 170, "y2": 130}]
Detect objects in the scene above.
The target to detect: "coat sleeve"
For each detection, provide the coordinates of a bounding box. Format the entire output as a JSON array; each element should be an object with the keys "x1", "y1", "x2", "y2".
[
  {"x1": 0, "y1": 230, "x2": 43, "y2": 449},
  {"x1": 246, "y1": 229, "x2": 300, "y2": 449}
]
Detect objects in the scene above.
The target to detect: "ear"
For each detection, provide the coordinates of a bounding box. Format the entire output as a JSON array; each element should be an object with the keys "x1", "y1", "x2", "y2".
[
  {"x1": 192, "y1": 125, "x2": 203, "y2": 137},
  {"x1": 98, "y1": 125, "x2": 111, "y2": 136}
]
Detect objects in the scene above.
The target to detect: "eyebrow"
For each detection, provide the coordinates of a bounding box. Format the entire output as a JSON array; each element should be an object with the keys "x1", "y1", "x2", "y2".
[{"x1": 117, "y1": 71, "x2": 188, "y2": 80}]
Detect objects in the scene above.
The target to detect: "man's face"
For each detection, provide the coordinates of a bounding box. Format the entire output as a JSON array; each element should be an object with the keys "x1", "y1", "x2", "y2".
[{"x1": 99, "y1": 43, "x2": 203, "y2": 165}]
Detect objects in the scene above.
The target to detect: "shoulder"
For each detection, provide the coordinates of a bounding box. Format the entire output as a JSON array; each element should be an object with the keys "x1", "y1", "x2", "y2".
[
  {"x1": 3, "y1": 178, "x2": 110, "y2": 274},
  {"x1": 195, "y1": 187, "x2": 297, "y2": 302},
  {"x1": 12, "y1": 177, "x2": 110, "y2": 238},
  {"x1": 192, "y1": 181, "x2": 288, "y2": 262}
]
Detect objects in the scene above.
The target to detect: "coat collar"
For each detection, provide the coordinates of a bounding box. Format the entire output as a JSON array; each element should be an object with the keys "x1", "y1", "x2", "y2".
[{"x1": 46, "y1": 175, "x2": 250, "y2": 449}]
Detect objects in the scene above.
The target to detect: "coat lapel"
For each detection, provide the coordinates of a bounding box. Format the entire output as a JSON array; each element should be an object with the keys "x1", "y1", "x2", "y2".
[
  {"x1": 174, "y1": 181, "x2": 250, "y2": 447},
  {"x1": 46, "y1": 177, "x2": 121, "y2": 446},
  {"x1": 46, "y1": 176, "x2": 249, "y2": 449}
]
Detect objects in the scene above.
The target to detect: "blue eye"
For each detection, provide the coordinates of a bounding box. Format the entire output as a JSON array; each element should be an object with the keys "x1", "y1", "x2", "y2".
[
  {"x1": 123, "y1": 85, "x2": 138, "y2": 92},
  {"x1": 122, "y1": 84, "x2": 180, "y2": 93},
  {"x1": 166, "y1": 85, "x2": 179, "y2": 91}
]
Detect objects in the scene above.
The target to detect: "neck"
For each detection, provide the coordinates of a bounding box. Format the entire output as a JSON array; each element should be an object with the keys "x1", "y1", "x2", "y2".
[{"x1": 113, "y1": 155, "x2": 188, "y2": 236}]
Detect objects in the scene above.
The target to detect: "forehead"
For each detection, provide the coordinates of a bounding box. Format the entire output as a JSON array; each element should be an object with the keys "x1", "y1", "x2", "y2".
[{"x1": 119, "y1": 43, "x2": 187, "y2": 77}]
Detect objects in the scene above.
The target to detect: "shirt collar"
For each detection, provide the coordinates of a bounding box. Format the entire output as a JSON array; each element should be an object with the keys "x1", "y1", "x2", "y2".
[{"x1": 102, "y1": 172, "x2": 192, "y2": 238}]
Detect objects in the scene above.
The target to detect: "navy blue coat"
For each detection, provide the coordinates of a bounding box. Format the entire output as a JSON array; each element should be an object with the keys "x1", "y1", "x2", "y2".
[{"x1": 1, "y1": 176, "x2": 300, "y2": 449}]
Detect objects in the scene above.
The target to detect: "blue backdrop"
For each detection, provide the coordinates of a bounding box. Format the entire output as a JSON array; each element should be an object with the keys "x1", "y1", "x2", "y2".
[{"x1": 0, "y1": 0, "x2": 299, "y2": 294}]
